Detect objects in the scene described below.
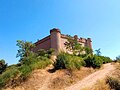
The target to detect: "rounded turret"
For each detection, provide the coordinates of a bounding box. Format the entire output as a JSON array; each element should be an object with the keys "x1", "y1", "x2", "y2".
[
  {"x1": 87, "y1": 38, "x2": 92, "y2": 49},
  {"x1": 74, "y1": 35, "x2": 78, "y2": 40},
  {"x1": 50, "y1": 28, "x2": 61, "y2": 54}
]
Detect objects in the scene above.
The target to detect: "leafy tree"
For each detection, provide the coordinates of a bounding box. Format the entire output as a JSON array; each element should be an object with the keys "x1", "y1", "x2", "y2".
[
  {"x1": 116, "y1": 55, "x2": 120, "y2": 63},
  {"x1": 64, "y1": 35, "x2": 84, "y2": 55},
  {"x1": 95, "y1": 48, "x2": 101, "y2": 56},
  {"x1": 64, "y1": 35, "x2": 93, "y2": 57},
  {"x1": 0, "y1": 59, "x2": 7, "y2": 74},
  {"x1": 37, "y1": 48, "x2": 54, "y2": 58},
  {"x1": 116, "y1": 55, "x2": 120, "y2": 61},
  {"x1": 16, "y1": 40, "x2": 35, "y2": 62},
  {"x1": 85, "y1": 47, "x2": 93, "y2": 55},
  {"x1": 37, "y1": 49, "x2": 47, "y2": 56}
]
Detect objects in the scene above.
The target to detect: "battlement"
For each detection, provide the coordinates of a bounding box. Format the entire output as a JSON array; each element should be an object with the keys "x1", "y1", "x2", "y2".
[
  {"x1": 33, "y1": 28, "x2": 92, "y2": 54},
  {"x1": 50, "y1": 28, "x2": 61, "y2": 34}
]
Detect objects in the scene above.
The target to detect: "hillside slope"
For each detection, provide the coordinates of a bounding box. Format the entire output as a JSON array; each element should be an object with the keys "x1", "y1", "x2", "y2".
[
  {"x1": 65, "y1": 63, "x2": 115, "y2": 90},
  {"x1": 4, "y1": 63, "x2": 115, "y2": 90}
]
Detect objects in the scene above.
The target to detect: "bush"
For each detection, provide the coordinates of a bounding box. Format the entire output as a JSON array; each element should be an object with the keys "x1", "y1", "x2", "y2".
[
  {"x1": 37, "y1": 48, "x2": 54, "y2": 58},
  {"x1": 30, "y1": 57, "x2": 51, "y2": 70},
  {"x1": 18, "y1": 65, "x2": 32, "y2": 79},
  {"x1": 0, "y1": 59, "x2": 7, "y2": 74},
  {"x1": 65, "y1": 55, "x2": 85, "y2": 70},
  {"x1": 0, "y1": 40, "x2": 53, "y2": 88},
  {"x1": 84, "y1": 55, "x2": 102, "y2": 68},
  {"x1": 93, "y1": 55, "x2": 103, "y2": 68},
  {"x1": 0, "y1": 66, "x2": 19, "y2": 88},
  {"x1": 0, "y1": 55, "x2": 51, "y2": 88},
  {"x1": 84, "y1": 55, "x2": 112, "y2": 68},
  {"x1": 116, "y1": 55, "x2": 120, "y2": 63},
  {"x1": 100, "y1": 56, "x2": 112, "y2": 64},
  {"x1": 54, "y1": 52, "x2": 85, "y2": 70},
  {"x1": 107, "y1": 77, "x2": 120, "y2": 90}
]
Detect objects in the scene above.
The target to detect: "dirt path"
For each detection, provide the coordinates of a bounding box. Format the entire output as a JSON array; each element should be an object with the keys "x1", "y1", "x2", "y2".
[{"x1": 64, "y1": 63, "x2": 115, "y2": 90}]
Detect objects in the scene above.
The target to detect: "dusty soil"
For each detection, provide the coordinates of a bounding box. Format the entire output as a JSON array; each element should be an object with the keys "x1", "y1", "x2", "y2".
[{"x1": 64, "y1": 63, "x2": 115, "y2": 90}]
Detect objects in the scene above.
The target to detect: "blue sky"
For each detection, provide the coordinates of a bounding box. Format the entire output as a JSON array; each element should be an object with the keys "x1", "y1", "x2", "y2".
[{"x1": 0, "y1": 0, "x2": 120, "y2": 65}]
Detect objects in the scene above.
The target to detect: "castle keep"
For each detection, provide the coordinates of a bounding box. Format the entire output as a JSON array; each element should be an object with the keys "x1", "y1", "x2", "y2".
[{"x1": 33, "y1": 28, "x2": 92, "y2": 54}]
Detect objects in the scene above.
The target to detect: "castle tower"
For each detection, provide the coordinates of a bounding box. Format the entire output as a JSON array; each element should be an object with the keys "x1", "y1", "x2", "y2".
[
  {"x1": 86, "y1": 38, "x2": 92, "y2": 49},
  {"x1": 74, "y1": 35, "x2": 78, "y2": 41},
  {"x1": 50, "y1": 28, "x2": 61, "y2": 54}
]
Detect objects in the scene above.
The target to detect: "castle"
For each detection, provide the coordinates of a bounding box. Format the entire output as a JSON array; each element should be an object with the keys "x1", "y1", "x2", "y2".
[{"x1": 33, "y1": 28, "x2": 92, "y2": 54}]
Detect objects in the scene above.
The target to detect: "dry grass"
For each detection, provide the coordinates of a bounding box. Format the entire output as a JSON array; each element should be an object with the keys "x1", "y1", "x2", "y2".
[
  {"x1": 82, "y1": 80, "x2": 110, "y2": 90},
  {"x1": 49, "y1": 67, "x2": 95, "y2": 90},
  {"x1": 91, "y1": 80, "x2": 110, "y2": 90},
  {"x1": 84, "y1": 63, "x2": 120, "y2": 90},
  {"x1": 4, "y1": 66, "x2": 101, "y2": 90},
  {"x1": 111, "y1": 63, "x2": 120, "y2": 78},
  {"x1": 105, "y1": 63, "x2": 120, "y2": 90}
]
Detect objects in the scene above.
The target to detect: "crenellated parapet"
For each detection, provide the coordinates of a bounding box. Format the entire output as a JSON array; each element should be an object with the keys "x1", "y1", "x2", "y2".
[{"x1": 33, "y1": 28, "x2": 92, "y2": 54}]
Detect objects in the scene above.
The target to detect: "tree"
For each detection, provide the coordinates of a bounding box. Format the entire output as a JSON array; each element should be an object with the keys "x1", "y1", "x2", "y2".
[
  {"x1": 0, "y1": 59, "x2": 7, "y2": 74},
  {"x1": 64, "y1": 35, "x2": 84, "y2": 55},
  {"x1": 116, "y1": 55, "x2": 120, "y2": 62},
  {"x1": 16, "y1": 40, "x2": 35, "y2": 62},
  {"x1": 85, "y1": 47, "x2": 93, "y2": 55},
  {"x1": 95, "y1": 48, "x2": 101, "y2": 56}
]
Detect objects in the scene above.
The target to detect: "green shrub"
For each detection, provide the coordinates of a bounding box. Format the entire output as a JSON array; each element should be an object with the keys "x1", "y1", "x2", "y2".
[
  {"x1": 30, "y1": 58, "x2": 51, "y2": 70},
  {"x1": 116, "y1": 55, "x2": 120, "y2": 63},
  {"x1": 65, "y1": 55, "x2": 85, "y2": 70},
  {"x1": 0, "y1": 56, "x2": 51, "y2": 88},
  {"x1": 37, "y1": 48, "x2": 54, "y2": 58},
  {"x1": 18, "y1": 65, "x2": 32, "y2": 79},
  {"x1": 0, "y1": 59, "x2": 7, "y2": 74},
  {"x1": 100, "y1": 56, "x2": 112, "y2": 64},
  {"x1": 18, "y1": 56, "x2": 51, "y2": 79},
  {"x1": 54, "y1": 52, "x2": 85, "y2": 70},
  {"x1": 0, "y1": 40, "x2": 53, "y2": 88},
  {"x1": 84, "y1": 55, "x2": 112, "y2": 68},
  {"x1": 92, "y1": 55, "x2": 103, "y2": 68},
  {"x1": 0, "y1": 66, "x2": 19, "y2": 88},
  {"x1": 107, "y1": 77, "x2": 120, "y2": 90},
  {"x1": 84, "y1": 55, "x2": 94, "y2": 67},
  {"x1": 84, "y1": 55, "x2": 102, "y2": 68}
]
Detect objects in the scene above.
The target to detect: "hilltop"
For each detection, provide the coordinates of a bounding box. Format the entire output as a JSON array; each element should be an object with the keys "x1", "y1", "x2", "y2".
[{"x1": 0, "y1": 40, "x2": 120, "y2": 90}]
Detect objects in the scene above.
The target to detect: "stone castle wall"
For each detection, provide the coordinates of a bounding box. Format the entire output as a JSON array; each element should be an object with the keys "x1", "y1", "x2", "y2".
[
  {"x1": 33, "y1": 28, "x2": 92, "y2": 54},
  {"x1": 33, "y1": 36, "x2": 51, "y2": 52}
]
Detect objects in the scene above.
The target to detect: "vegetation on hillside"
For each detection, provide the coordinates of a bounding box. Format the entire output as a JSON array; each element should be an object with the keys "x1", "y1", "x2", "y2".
[
  {"x1": 115, "y1": 55, "x2": 120, "y2": 62},
  {"x1": 0, "y1": 59, "x2": 7, "y2": 74},
  {"x1": 0, "y1": 37, "x2": 114, "y2": 89},
  {"x1": 84, "y1": 55, "x2": 112, "y2": 68},
  {"x1": 54, "y1": 36, "x2": 112, "y2": 70},
  {"x1": 54, "y1": 52, "x2": 85, "y2": 70},
  {"x1": 64, "y1": 35, "x2": 93, "y2": 56},
  {"x1": 0, "y1": 40, "x2": 52, "y2": 88},
  {"x1": 105, "y1": 58, "x2": 120, "y2": 90}
]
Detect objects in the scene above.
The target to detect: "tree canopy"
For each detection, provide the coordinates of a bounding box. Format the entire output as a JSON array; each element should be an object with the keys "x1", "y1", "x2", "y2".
[{"x1": 16, "y1": 40, "x2": 35, "y2": 61}]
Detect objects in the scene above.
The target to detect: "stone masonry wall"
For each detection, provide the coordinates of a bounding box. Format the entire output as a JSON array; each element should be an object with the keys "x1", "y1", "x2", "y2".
[{"x1": 33, "y1": 28, "x2": 92, "y2": 54}]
